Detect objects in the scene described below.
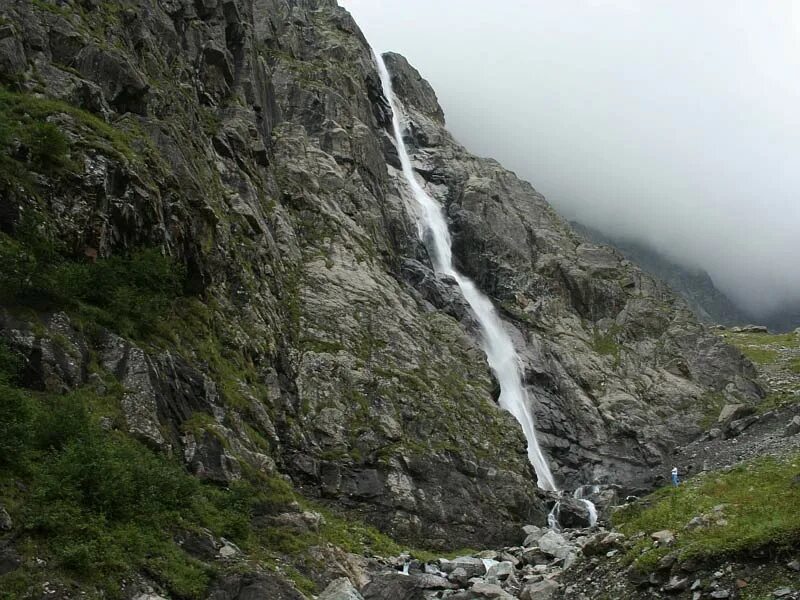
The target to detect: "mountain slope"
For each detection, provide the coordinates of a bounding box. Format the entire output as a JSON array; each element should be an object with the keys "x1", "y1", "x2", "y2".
[
  {"x1": 570, "y1": 221, "x2": 754, "y2": 326},
  {"x1": 0, "y1": 0, "x2": 764, "y2": 596}
]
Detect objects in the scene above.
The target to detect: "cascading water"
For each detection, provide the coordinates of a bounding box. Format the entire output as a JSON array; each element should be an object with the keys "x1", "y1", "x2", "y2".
[
  {"x1": 573, "y1": 486, "x2": 599, "y2": 528},
  {"x1": 373, "y1": 50, "x2": 557, "y2": 492}
]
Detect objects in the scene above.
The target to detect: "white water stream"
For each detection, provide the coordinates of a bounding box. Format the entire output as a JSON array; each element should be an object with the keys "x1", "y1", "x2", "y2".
[{"x1": 374, "y1": 50, "x2": 557, "y2": 492}]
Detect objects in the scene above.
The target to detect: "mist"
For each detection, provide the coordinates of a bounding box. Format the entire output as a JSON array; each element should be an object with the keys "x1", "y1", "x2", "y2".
[{"x1": 341, "y1": 0, "x2": 800, "y2": 323}]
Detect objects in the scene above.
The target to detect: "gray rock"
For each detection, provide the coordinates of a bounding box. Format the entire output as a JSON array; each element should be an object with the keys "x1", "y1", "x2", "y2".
[
  {"x1": 207, "y1": 572, "x2": 305, "y2": 600},
  {"x1": 440, "y1": 556, "x2": 487, "y2": 578},
  {"x1": 725, "y1": 415, "x2": 758, "y2": 438},
  {"x1": 318, "y1": 578, "x2": 364, "y2": 600},
  {"x1": 522, "y1": 525, "x2": 547, "y2": 547},
  {"x1": 0, "y1": 506, "x2": 12, "y2": 531},
  {"x1": 459, "y1": 582, "x2": 515, "y2": 599},
  {"x1": 664, "y1": 576, "x2": 690, "y2": 592},
  {"x1": 537, "y1": 530, "x2": 573, "y2": 560},
  {"x1": 651, "y1": 530, "x2": 675, "y2": 546},
  {"x1": 486, "y1": 561, "x2": 514, "y2": 580},
  {"x1": 785, "y1": 416, "x2": 800, "y2": 437},
  {"x1": 710, "y1": 591, "x2": 730, "y2": 599},
  {"x1": 773, "y1": 589, "x2": 793, "y2": 598},
  {"x1": 520, "y1": 579, "x2": 560, "y2": 600},
  {"x1": 718, "y1": 404, "x2": 752, "y2": 424}
]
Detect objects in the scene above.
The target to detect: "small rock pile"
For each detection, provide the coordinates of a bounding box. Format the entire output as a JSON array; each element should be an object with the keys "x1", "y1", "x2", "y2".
[{"x1": 316, "y1": 524, "x2": 614, "y2": 600}]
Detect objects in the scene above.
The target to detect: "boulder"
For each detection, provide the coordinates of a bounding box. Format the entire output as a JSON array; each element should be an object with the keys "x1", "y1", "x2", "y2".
[
  {"x1": 537, "y1": 530, "x2": 573, "y2": 560},
  {"x1": 663, "y1": 576, "x2": 690, "y2": 592},
  {"x1": 651, "y1": 530, "x2": 675, "y2": 546},
  {"x1": 318, "y1": 578, "x2": 364, "y2": 600},
  {"x1": 207, "y1": 573, "x2": 306, "y2": 600},
  {"x1": 522, "y1": 525, "x2": 547, "y2": 547},
  {"x1": 485, "y1": 560, "x2": 514, "y2": 581},
  {"x1": 454, "y1": 582, "x2": 515, "y2": 599},
  {"x1": 725, "y1": 415, "x2": 758, "y2": 438},
  {"x1": 581, "y1": 531, "x2": 625, "y2": 556},
  {"x1": 439, "y1": 556, "x2": 486, "y2": 578},
  {"x1": 551, "y1": 496, "x2": 594, "y2": 528},
  {"x1": 718, "y1": 404, "x2": 752, "y2": 424},
  {"x1": 362, "y1": 572, "x2": 455, "y2": 600},
  {"x1": 520, "y1": 579, "x2": 560, "y2": 600}
]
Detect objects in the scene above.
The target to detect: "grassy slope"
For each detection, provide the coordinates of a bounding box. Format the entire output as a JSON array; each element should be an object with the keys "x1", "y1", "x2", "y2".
[
  {"x1": 614, "y1": 454, "x2": 800, "y2": 573},
  {"x1": 718, "y1": 330, "x2": 800, "y2": 412}
]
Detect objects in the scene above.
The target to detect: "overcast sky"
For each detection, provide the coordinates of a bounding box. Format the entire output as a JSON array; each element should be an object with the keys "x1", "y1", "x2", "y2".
[{"x1": 341, "y1": 0, "x2": 800, "y2": 321}]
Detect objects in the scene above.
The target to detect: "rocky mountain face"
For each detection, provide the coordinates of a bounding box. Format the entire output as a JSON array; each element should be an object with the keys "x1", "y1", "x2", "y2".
[
  {"x1": 570, "y1": 222, "x2": 753, "y2": 327},
  {"x1": 0, "y1": 0, "x2": 764, "y2": 589},
  {"x1": 382, "y1": 53, "x2": 761, "y2": 487},
  {"x1": 571, "y1": 222, "x2": 800, "y2": 334}
]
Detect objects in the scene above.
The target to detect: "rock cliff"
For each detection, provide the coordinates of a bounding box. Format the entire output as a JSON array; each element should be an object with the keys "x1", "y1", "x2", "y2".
[{"x1": 0, "y1": 0, "x2": 763, "y2": 592}]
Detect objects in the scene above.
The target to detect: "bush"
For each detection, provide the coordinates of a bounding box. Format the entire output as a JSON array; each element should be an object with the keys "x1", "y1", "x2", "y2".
[{"x1": 26, "y1": 122, "x2": 68, "y2": 168}]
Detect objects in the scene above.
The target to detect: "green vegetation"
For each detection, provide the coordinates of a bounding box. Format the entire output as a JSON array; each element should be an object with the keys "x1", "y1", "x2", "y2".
[
  {"x1": 697, "y1": 391, "x2": 727, "y2": 429},
  {"x1": 0, "y1": 219, "x2": 185, "y2": 339},
  {"x1": 614, "y1": 454, "x2": 800, "y2": 572},
  {"x1": 0, "y1": 86, "x2": 141, "y2": 191},
  {"x1": 0, "y1": 342, "x2": 410, "y2": 598},
  {"x1": 592, "y1": 325, "x2": 622, "y2": 367}
]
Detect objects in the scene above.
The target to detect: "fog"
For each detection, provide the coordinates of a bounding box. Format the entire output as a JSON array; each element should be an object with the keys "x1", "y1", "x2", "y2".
[{"x1": 341, "y1": 0, "x2": 800, "y2": 323}]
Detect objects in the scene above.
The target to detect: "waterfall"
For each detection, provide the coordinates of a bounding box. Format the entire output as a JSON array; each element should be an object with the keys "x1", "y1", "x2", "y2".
[
  {"x1": 373, "y1": 50, "x2": 557, "y2": 492},
  {"x1": 573, "y1": 485, "x2": 599, "y2": 527}
]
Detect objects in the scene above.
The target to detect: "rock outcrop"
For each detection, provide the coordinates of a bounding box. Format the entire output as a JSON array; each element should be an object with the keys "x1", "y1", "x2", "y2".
[{"x1": 0, "y1": 0, "x2": 761, "y2": 569}]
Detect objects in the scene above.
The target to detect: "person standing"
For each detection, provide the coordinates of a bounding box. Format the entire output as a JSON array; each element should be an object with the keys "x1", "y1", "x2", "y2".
[{"x1": 671, "y1": 466, "x2": 679, "y2": 486}]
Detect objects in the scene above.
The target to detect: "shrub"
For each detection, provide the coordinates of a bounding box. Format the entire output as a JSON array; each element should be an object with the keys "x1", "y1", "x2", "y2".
[
  {"x1": 0, "y1": 381, "x2": 32, "y2": 467},
  {"x1": 26, "y1": 122, "x2": 68, "y2": 168}
]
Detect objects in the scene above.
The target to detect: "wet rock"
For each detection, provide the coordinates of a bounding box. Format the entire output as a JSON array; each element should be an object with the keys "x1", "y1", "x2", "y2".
[{"x1": 552, "y1": 496, "x2": 594, "y2": 528}]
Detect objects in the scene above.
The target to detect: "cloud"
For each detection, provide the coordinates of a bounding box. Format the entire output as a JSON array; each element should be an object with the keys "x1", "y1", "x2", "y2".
[{"x1": 342, "y1": 0, "x2": 800, "y2": 321}]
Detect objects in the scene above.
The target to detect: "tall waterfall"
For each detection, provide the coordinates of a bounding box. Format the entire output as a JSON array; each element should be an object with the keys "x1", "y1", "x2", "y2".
[{"x1": 373, "y1": 51, "x2": 557, "y2": 492}]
